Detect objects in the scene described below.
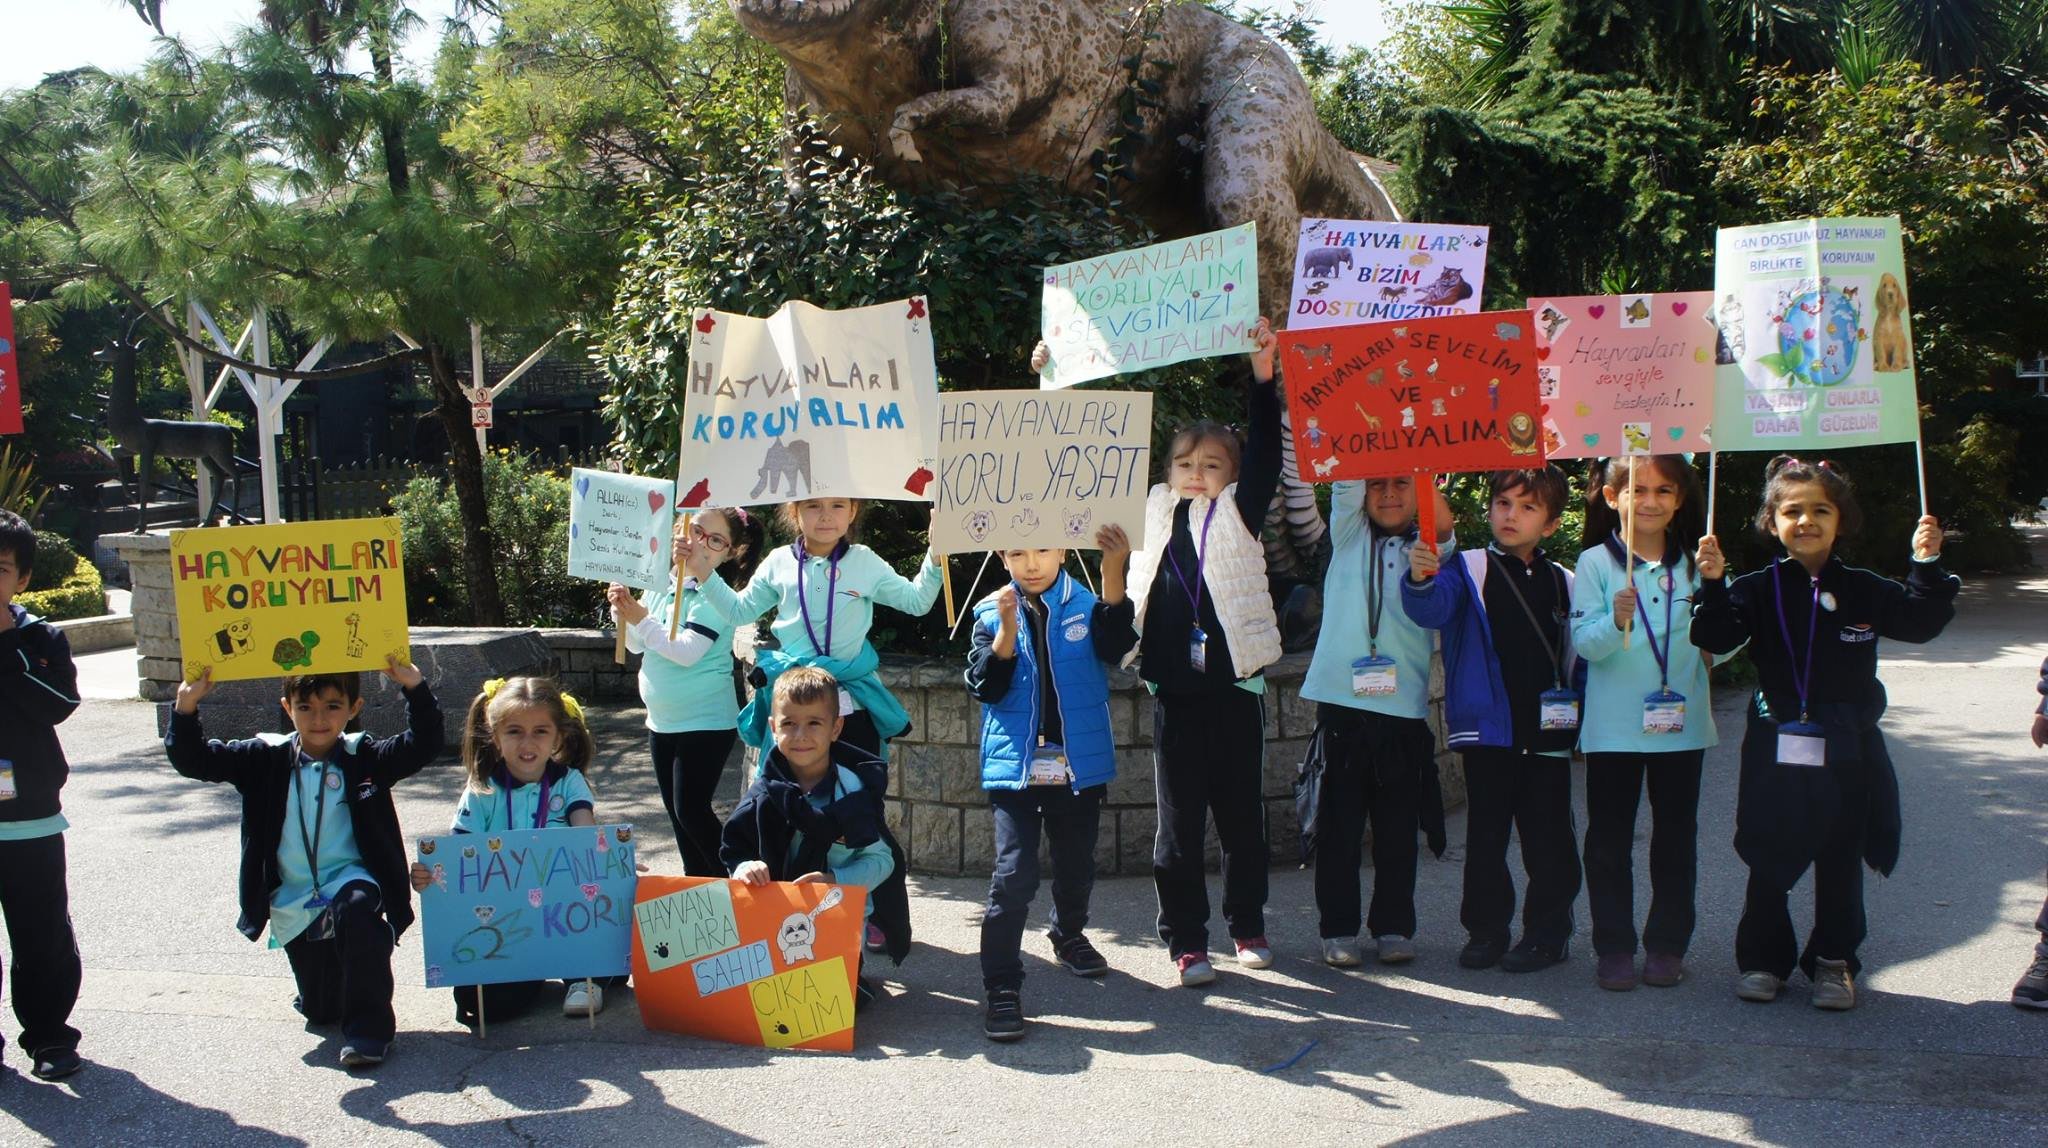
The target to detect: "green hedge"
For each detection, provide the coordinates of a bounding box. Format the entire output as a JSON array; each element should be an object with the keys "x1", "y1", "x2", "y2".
[{"x1": 18, "y1": 531, "x2": 106, "y2": 622}]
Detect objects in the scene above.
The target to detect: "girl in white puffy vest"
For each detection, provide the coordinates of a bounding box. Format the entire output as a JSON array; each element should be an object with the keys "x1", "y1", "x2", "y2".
[{"x1": 1126, "y1": 317, "x2": 1287, "y2": 987}]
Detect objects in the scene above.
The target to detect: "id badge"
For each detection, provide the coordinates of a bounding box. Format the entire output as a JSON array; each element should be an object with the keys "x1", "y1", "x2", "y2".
[
  {"x1": 1538, "y1": 688, "x2": 1581, "y2": 732},
  {"x1": 1188, "y1": 626, "x2": 1208, "y2": 674},
  {"x1": 1643, "y1": 689, "x2": 1686, "y2": 734},
  {"x1": 1351, "y1": 655, "x2": 1398, "y2": 697},
  {"x1": 1027, "y1": 746, "x2": 1071, "y2": 787},
  {"x1": 1777, "y1": 720, "x2": 1827, "y2": 767},
  {"x1": 0, "y1": 760, "x2": 14, "y2": 802}
]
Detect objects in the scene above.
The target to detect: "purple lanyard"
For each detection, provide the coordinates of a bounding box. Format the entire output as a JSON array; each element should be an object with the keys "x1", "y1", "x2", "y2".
[
  {"x1": 793, "y1": 540, "x2": 841, "y2": 656},
  {"x1": 1625, "y1": 551, "x2": 1677, "y2": 690},
  {"x1": 1770, "y1": 563, "x2": 1821, "y2": 722},
  {"x1": 1164, "y1": 500, "x2": 1218, "y2": 626},
  {"x1": 506, "y1": 776, "x2": 552, "y2": 830}
]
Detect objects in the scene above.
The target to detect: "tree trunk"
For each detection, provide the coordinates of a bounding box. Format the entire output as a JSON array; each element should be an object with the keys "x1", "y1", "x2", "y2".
[{"x1": 424, "y1": 342, "x2": 507, "y2": 626}]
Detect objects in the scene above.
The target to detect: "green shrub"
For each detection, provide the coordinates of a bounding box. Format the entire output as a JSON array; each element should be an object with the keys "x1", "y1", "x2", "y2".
[
  {"x1": 17, "y1": 532, "x2": 106, "y2": 621},
  {"x1": 390, "y1": 450, "x2": 604, "y2": 628}
]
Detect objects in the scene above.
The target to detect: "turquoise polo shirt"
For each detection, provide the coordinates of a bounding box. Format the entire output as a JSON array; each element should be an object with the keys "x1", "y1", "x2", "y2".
[
  {"x1": 1302, "y1": 481, "x2": 1456, "y2": 720},
  {"x1": 452, "y1": 766, "x2": 595, "y2": 833},
  {"x1": 629, "y1": 581, "x2": 740, "y2": 733},
  {"x1": 270, "y1": 750, "x2": 376, "y2": 948},
  {"x1": 1570, "y1": 536, "x2": 1730, "y2": 754}
]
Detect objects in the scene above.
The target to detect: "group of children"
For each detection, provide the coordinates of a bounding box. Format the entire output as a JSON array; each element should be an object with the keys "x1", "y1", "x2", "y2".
[{"x1": 0, "y1": 312, "x2": 2037, "y2": 1076}]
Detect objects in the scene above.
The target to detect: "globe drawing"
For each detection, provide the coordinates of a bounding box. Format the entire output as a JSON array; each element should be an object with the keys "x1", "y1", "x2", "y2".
[{"x1": 1772, "y1": 287, "x2": 1863, "y2": 387}]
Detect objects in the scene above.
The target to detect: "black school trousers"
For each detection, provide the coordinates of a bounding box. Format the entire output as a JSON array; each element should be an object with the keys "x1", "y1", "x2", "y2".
[
  {"x1": 282, "y1": 880, "x2": 395, "y2": 1043},
  {"x1": 650, "y1": 729, "x2": 739, "y2": 876},
  {"x1": 1311, "y1": 705, "x2": 1433, "y2": 941},
  {"x1": 1460, "y1": 747, "x2": 1581, "y2": 951},
  {"x1": 1583, "y1": 749, "x2": 1705, "y2": 958},
  {"x1": 1153, "y1": 688, "x2": 1268, "y2": 957},
  {"x1": 981, "y1": 784, "x2": 1105, "y2": 991},
  {"x1": 0, "y1": 834, "x2": 83, "y2": 1058},
  {"x1": 1735, "y1": 760, "x2": 1872, "y2": 981}
]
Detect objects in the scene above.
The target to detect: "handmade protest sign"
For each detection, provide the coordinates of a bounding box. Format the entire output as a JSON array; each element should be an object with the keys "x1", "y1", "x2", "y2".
[
  {"x1": 932, "y1": 390, "x2": 1152, "y2": 554},
  {"x1": 1278, "y1": 310, "x2": 1542, "y2": 482},
  {"x1": 567, "y1": 469, "x2": 675, "y2": 590},
  {"x1": 1523, "y1": 293, "x2": 1716, "y2": 459},
  {"x1": 1039, "y1": 223, "x2": 1259, "y2": 388},
  {"x1": 631, "y1": 875, "x2": 864, "y2": 1052},
  {"x1": 0, "y1": 283, "x2": 20, "y2": 435},
  {"x1": 416, "y1": 824, "x2": 637, "y2": 988},
  {"x1": 678, "y1": 298, "x2": 939, "y2": 509},
  {"x1": 1711, "y1": 216, "x2": 1921, "y2": 451},
  {"x1": 1289, "y1": 219, "x2": 1490, "y2": 330},
  {"x1": 169, "y1": 517, "x2": 407, "y2": 683}
]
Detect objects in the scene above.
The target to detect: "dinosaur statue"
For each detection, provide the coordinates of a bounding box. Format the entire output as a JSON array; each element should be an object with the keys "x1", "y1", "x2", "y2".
[
  {"x1": 99, "y1": 326, "x2": 241, "y2": 532},
  {"x1": 729, "y1": 0, "x2": 1396, "y2": 611}
]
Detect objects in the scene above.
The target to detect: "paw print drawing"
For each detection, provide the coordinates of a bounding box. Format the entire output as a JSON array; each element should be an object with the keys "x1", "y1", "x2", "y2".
[{"x1": 653, "y1": 941, "x2": 671, "y2": 960}]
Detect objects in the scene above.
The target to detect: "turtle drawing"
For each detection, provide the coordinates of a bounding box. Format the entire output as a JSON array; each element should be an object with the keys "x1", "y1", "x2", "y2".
[{"x1": 272, "y1": 630, "x2": 321, "y2": 671}]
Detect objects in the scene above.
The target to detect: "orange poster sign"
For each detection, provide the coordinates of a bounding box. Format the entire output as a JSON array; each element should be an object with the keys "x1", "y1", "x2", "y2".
[
  {"x1": 1279, "y1": 310, "x2": 1543, "y2": 481},
  {"x1": 630, "y1": 875, "x2": 865, "y2": 1052}
]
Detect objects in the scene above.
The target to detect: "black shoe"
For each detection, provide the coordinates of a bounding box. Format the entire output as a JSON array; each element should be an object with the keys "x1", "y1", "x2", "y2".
[
  {"x1": 984, "y1": 990, "x2": 1026, "y2": 1042},
  {"x1": 1050, "y1": 930, "x2": 1110, "y2": 978},
  {"x1": 29, "y1": 1048, "x2": 82, "y2": 1082},
  {"x1": 1500, "y1": 939, "x2": 1570, "y2": 973},
  {"x1": 339, "y1": 1038, "x2": 390, "y2": 1068},
  {"x1": 856, "y1": 976, "x2": 878, "y2": 1014},
  {"x1": 2014, "y1": 954, "x2": 2048, "y2": 1009},
  {"x1": 1459, "y1": 938, "x2": 1507, "y2": 969}
]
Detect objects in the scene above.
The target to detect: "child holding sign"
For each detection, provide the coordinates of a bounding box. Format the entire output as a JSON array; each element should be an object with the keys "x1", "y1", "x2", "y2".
[
  {"x1": 0, "y1": 511, "x2": 86, "y2": 1081},
  {"x1": 166, "y1": 658, "x2": 442, "y2": 1069},
  {"x1": 964, "y1": 530, "x2": 1138, "y2": 1040},
  {"x1": 1571, "y1": 456, "x2": 1719, "y2": 992},
  {"x1": 409, "y1": 675, "x2": 612, "y2": 1024},
  {"x1": 722, "y1": 666, "x2": 905, "y2": 1010},
  {"x1": 1690, "y1": 456, "x2": 1955, "y2": 1011},
  {"x1": 1299, "y1": 477, "x2": 1456, "y2": 969},
  {"x1": 609, "y1": 508, "x2": 765, "y2": 876},
  {"x1": 1121, "y1": 318, "x2": 1286, "y2": 985},
  {"x1": 1402, "y1": 466, "x2": 1582, "y2": 975}
]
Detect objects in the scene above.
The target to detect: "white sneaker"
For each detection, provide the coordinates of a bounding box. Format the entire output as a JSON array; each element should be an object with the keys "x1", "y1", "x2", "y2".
[
  {"x1": 1375, "y1": 935, "x2": 1417, "y2": 965},
  {"x1": 1234, "y1": 936, "x2": 1274, "y2": 969},
  {"x1": 563, "y1": 981, "x2": 604, "y2": 1017},
  {"x1": 1322, "y1": 937, "x2": 1364, "y2": 967}
]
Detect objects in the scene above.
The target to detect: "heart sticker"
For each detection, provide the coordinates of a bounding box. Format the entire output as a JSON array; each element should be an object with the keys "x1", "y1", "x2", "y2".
[
  {"x1": 648, "y1": 491, "x2": 666, "y2": 514},
  {"x1": 580, "y1": 883, "x2": 600, "y2": 902},
  {"x1": 649, "y1": 536, "x2": 660, "y2": 553},
  {"x1": 1583, "y1": 433, "x2": 1601, "y2": 447},
  {"x1": 574, "y1": 474, "x2": 591, "y2": 498},
  {"x1": 1671, "y1": 301, "x2": 1689, "y2": 316},
  {"x1": 527, "y1": 888, "x2": 543, "y2": 908},
  {"x1": 1574, "y1": 402, "x2": 1591, "y2": 417},
  {"x1": 1588, "y1": 305, "x2": 1606, "y2": 320},
  {"x1": 1668, "y1": 426, "x2": 1686, "y2": 440},
  {"x1": 1536, "y1": 345, "x2": 1551, "y2": 361}
]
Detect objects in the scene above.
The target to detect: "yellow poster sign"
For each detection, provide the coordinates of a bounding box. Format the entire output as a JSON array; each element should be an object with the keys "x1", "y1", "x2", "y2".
[{"x1": 169, "y1": 517, "x2": 410, "y2": 683}]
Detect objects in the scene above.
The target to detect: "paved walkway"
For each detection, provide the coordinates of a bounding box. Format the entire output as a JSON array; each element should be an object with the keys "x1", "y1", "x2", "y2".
[{"x1": 4, "y1": 535, "x2": 2044, "y2": 1145}]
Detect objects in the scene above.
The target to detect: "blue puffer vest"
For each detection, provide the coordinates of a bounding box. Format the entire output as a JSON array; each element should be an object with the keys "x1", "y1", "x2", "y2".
[{"x1": 974, "y1": 571, "x2": 1117, "y2": 792}]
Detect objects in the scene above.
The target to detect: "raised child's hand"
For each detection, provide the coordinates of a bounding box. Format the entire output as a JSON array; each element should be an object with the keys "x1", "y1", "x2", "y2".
[
  {"x1": 1408, "y1": 542, "x2": 1440, "y2": 581},
  {"x1": 1695, "y1": 535, "x2": 1726, "y2": 580},
  {"x1": 175, "y1": 667, "x2": 215, "y2": 714},
  {"x1": 995, "y1": 585, "x2": 1019, "y2": 632},
  {"x1": 1248, "y1": 316, "x2": 1277, "y2": 383},
  {"x1": 1094, "y1": 523, "x2": 1132, "y2": 564},
  {"x1": 383, "y1": 655, "x2": 424, "y2": 689},
  {"x1": 2033, "y1": 712, "x2": 2047, "y2": 749},
  {"x1": 1612, "y1": 586, "x2": 1638, "y2": 632},
  {"x1": 608, "y1": 582, "x2": 649, "y2": 626},
  {"x1": 733, "y1": 860, "x2": 771, "y2": 886},
  {"x1": 1911, "y1": 515, "x2": 1943, "y2": 561},
  {"x1": 1029, "y1": 341, "x2": 1051, "y2": 374},
  {"x1": 409, "y1": 862, "x2": 432, "y2": 892}
]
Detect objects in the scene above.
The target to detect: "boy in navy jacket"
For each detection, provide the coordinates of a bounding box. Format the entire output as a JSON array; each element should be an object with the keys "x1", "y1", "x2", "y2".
[
  {"x1": 1402, "y1": 467, "x2": 1582, "y2": 973},
  {"x1": 0, "y1": 511, "x2": 86, "y2": 1081},
  {"x1": 2021, "y1": 656, "x2": 2048, "y2": 1009},
  {"x1": 166, "y1": 658, "x2": 441, "y2": 1068},
  {"x1": 963, "y1": 529, "x2": 1136, "y2": 1041}
]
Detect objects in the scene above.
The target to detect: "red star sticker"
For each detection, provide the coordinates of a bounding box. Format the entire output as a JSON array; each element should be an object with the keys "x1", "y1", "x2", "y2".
[
  {"x1": 694, "y1": 312, "x2": 716, "y2": 335},
  {"x1": 906, "y1": 298, "x2": 927, "y2": 320}
]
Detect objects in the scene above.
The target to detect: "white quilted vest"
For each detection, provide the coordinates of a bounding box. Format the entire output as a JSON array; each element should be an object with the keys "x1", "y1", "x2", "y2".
[{"x1": 1127, "y1": 482, "x2": 1283, "y2": 680}]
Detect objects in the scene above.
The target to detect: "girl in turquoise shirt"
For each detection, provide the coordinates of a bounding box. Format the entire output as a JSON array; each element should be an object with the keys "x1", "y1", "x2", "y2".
[
  {"x1": 609, "y1": 508, "x2": 764, "y2": 877},
  {"x1": 1570, "y1": 455, "x2": 1726, "y2": 993}
]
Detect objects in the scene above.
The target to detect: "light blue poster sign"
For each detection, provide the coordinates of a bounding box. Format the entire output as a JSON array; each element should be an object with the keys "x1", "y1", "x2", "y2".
[
  {"x1": 567, "y1": 468, "x2": 676, "y2": 590},
  {"x1": 416, "y1": 824, "x2": 638, "y2": 988}
]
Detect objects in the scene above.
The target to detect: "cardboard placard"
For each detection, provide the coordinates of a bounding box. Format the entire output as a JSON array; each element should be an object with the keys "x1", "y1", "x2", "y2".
[
  {"x1": 1279, "y1": 310, "x2": 1543, "y2": 481},
  {"x1": 1288, "y1": 219, "x2": 1490, "y2": 330},
  {"x1": 416, "y1": 824, "x2": 637, "y2": 989},
  {"x1": 1039, "y1": 223, "x2": 1260, "y2": 388},
  {"x1": 0, "y1": 283, "x2": 20, "y2": 436},
  {"x1": 1711, "y1": 216, "x2": 1922, "y2": 450},
  {"x1": 678, "y1": 298, "x2": 940, "y2": 509},
  {"x1": 567, "y1": 468, "x2": 675, "y2": 590},
  {"x1": 1524, "y1": 292, "x2": 1717, "y2": 459},
  {"x1": 931, "y1": 390, "x2": 1152, "y2": 554},
  {"x1": 169, "y1": 517, "x2": 408, "y2": 682},
  {"x1": 630, "y1": 875, "x2": 863, "y2": 1051}
]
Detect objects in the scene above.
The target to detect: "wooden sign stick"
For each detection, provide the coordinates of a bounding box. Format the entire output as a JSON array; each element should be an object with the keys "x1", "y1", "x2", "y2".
[
  {"x1": 669, "y1": 512, "x2": 693, "y2": 641},
  {"x1": 941, "y1": 553, "x2": 958, "y2": 631},
  {"x1": 1623, "y1": 455, "x2": 1636, "y2": 651},
  {"x1": 1415, "y1": 472, "x2": 1438, "y2": 575}
]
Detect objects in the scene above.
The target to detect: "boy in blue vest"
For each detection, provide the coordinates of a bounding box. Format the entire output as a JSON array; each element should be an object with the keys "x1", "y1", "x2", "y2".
[
  {"x1": 167, "y1": 658, "x2": 442, "y2": 1069},
  {"x1": 0, "y1": 511, "x2": 86, "y2": 1082},
  {"x1": 964, "y1": 526, "x2": 1136, "y2": 1041}
]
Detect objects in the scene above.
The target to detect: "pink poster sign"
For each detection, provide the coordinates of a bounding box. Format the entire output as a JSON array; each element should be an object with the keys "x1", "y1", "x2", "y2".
[{"x1": 1524, "y1": 292, "x2": 1717, "y2": 459}]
